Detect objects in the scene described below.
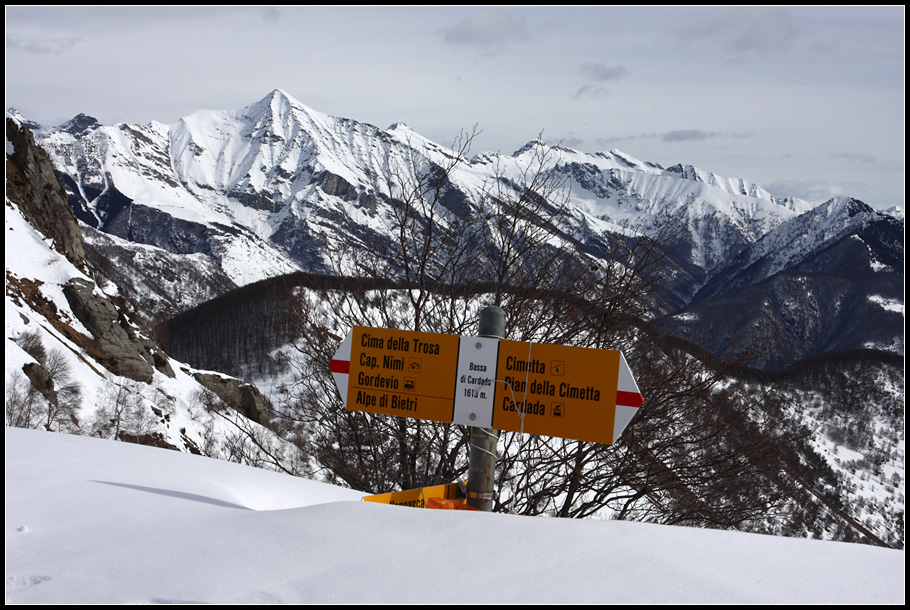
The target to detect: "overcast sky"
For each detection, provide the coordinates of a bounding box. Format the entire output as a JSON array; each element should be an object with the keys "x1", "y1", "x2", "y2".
[{"x1": 5, "y1": 6, "x2": 905, "y2": 209}]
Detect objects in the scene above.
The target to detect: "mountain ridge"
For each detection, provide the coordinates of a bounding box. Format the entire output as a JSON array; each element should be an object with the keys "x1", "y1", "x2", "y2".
[
  {"x1": 10, "y1": 90, "x2": 903, "y2": 367},
  {"x1": 26, "y1": 89, "x2": 828, "y2": 290}
]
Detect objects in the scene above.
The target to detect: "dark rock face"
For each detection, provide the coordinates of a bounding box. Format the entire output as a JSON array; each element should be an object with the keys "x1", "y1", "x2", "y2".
[
  {"x1": 225, "y1": 188, "x2": 275, "y2": 212},
  {"x1": 62, "y1": 277, "x2": 175, "y2": 382},
  {"x1": 60, "y1": 113, "x2": 101, "y2": 136},
  {"x1": 316, "y1": 170, "x2": 360, "y2": 203},
  {"x1": 5, "y1": 117, "x2": 86, "y2": 266},
  {"x1": 22, "y1": 362, "x2": 57, "y2": 407},
  {"x1": 192, "y1": 372, "x2": 271, "y2": 426},
  {"x1": 102, "y1": 201, "x2": 221, "y2": 256}
]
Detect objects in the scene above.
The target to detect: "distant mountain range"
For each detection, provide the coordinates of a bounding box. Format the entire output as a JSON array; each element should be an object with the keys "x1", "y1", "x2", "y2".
[{"x1": 11, "y1": 89, "x2": 901, "y2": 369}]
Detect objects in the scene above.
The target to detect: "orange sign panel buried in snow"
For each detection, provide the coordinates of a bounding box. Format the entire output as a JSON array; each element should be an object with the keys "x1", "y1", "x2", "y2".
[{"x1": 363, "y1": 482, "x2": 467, "y2": 509}]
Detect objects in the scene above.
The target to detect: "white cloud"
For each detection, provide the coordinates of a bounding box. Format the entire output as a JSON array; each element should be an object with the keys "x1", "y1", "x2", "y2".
[
  {"x1": 662, "y1": 129, "x2": 720, "y2": 143},
  {"x1": 830, "y1": 152, "x2": 878, "y2": 164},
  {"x1": 671, "y1": 7, "x2": 801, "y2": 59},
  {"x1": 439, "y1": 9, "x2": 530, "y2": 52},
  {"x1": 572, "y1": 84, "x2": 610, "y2": 101},
  {"x1": 5, "y1": 33, "x2": 81, "y2": 54},
  {"x1": 579, "y1": 62, "x2": 628, "y2": 82}
]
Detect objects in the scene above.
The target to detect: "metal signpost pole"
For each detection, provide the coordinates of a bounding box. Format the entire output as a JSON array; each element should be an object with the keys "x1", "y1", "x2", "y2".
[{"x1": 466, "y1": 306, "x2": 505, "y2": 512}]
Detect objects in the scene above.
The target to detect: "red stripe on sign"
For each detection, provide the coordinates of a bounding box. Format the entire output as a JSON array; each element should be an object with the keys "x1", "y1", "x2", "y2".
[
  {"x1": 616, "y1": 391, "x2": 643, "y2": 408},
  {"x1": 329, "y1": 360, "x2": 350, "y2": 374}
]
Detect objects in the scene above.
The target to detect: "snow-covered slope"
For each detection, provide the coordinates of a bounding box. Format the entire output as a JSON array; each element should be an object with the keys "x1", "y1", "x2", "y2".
[
  {"x1": 6, "y1": 98, "x2": 903, "y2": 555},
  {"x1": 555, "y1": 148, "x2": 815, "y2": 273},
  {"x1": 6, "y1": 189, "x2": 203, "y2": 450},
  {"x1": 6, "y1": 426, "x2": 904, "y2": 604},
  {"x1": 80, "y1": 224, "x2": 238, "y2": 321}
]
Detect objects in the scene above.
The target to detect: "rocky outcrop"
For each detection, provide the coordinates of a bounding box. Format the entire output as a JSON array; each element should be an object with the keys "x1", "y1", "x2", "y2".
[
  {"x1": 6, "y1": 117, "x2": 86, "y2": 267},
  {"x1": 317, "y1": 170, "x2": 359, "y2": 202},
  {"x1": 22, "y1": 362, "x2": 58, "y2": 408},
  {"x1": 102, "y1": 201, "x2": 222, "y2": 256},
  {"x1": 192, "y1": 372, "x2": 271, "y2": 426},
  {"x1": 62, "y1": 277, "x2": 175, "y2": 382}
]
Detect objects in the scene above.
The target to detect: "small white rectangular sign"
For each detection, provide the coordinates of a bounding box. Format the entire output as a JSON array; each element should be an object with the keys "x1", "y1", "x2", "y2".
[{"x1": 452, "y1": 336, "x2": 499, "y2": 427}]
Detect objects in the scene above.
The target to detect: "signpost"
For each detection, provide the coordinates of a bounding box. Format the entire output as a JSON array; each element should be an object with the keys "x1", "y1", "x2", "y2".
[{"x1": 330, "y1": 325, "x2": 643, "y2": 445}]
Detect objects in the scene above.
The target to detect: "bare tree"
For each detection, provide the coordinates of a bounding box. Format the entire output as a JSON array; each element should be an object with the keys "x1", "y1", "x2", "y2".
[
  {"x1": 214, "y1": 406, "x2": 313, "y2": 477},
  {"x1": 5, "y1": 370, "x2": 40, "y2": 429},
  {"x1": 381, "y1": 128, "x2": 483, "y2": 332},
  {"x1": 41, "y1": 348, "x2": 82, "y2": 432},
  {"x1": 264, "y1": 127, "x2": 814, "y2": 536},
  {"x1": 476, "y1": 137, "x2": 573, "y2": 310},
  {"x1": 273, "y1": 129, "x2": 492, "y2": 493},
  {"x1": 9, "y1": 331, "x2": 82, "y2": 432},
  {"x1": 15, "y1": 328, "x2": 47, "y2": 362},
  {"x1": 90, "y1": 367, "x2": 150, "y2": 441}
]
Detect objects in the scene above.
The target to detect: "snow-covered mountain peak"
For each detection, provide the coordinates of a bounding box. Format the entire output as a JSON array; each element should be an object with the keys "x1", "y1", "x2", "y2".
[
  {"x1": 6, "y1": 108, "x2": 46, "y2": 138},
  {"x1": 606, "y1": 149, "x2": 655, "y2": 172},
  {"x1": 25, "y1": 89, "x2": 883, "y2": 304},
  {"x1": 238, "y1": 88, "x2": 318, "y2": 137},
  {"x1": 881, "y1": 205, "x2": 904, "y2": 220},
  {"x1": 236, "y1": 88, "x2": 305, "y2": 119},
  {"x1": 59, "y1": 113, "x2": 101, "y2": 137},
  {"x1": 802, "y1": 195, "x2": 876, "y2": 227},
  {"x1": 511, "y1": 137, "x2": 549, "y2": 158},
  {"x1": 824, "y1": 195, "x2": 872, "y2": 217},
  {"x1": 384, "y1": 120, "x2": 444, "y2": 152},
  {"x1": 664, "y1": 162, "x2": 782, "y2": 206}
]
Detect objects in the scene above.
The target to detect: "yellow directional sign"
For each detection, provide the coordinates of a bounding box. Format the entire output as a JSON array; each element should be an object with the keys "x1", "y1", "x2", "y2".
[
  {"x1": 492, "y1": 339, "x2": 623, "y2": 444},
  {"x1": 362, "y1": 482, "x2": 466, "y2": 508},
  {"x1": 330, "y1": 326, "x2": 643, "y2": 445},
  {"x1": 332, "y1": 326, "x2": 460, "y2": 424}
]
